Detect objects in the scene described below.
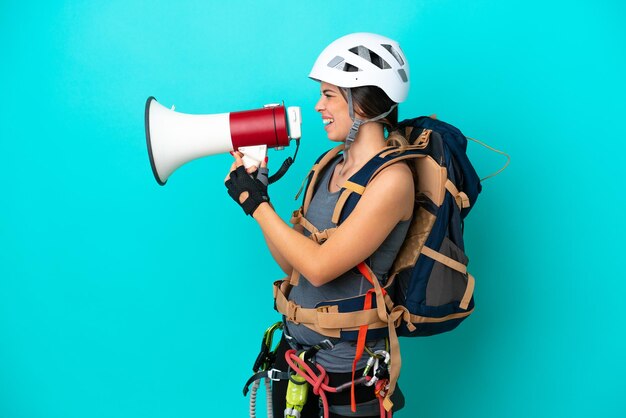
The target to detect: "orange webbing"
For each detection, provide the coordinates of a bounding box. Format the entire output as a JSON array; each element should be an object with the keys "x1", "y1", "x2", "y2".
[
  {"x1": 349, "y1": 262, "x2": 389, "y2": 413},
  {"x1": 351, "y1": 286, "x2": 375, "y2": 413}
]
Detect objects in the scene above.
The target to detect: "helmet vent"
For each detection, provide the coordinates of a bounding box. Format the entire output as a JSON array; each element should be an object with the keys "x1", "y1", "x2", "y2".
[
  {"x1": 397, "y1": 69, "x2": 408, "y2": 82},
  {"x1": 382, "y1": 44, "x2": 405, "y2": 66},
  {"x1": 328, "y1": 55, "x2": 361, "y2": 72},
  {"x1": 328, "y1": 55, "x2": 346, "y2": 69},
  {"x1": 349, "y1": 45, "x2": 391, "y2": 70}
]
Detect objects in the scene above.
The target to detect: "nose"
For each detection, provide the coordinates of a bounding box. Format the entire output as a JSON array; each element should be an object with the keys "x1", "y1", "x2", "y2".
[{"x1": 314, "y1": 95, "x2": 325, "y2": 112}]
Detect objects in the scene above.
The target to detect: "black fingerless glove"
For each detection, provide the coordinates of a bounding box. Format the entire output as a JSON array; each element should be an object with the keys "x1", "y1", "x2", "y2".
[{"x1": 225, "y1": 166, "x2": 270, "y2": 216}]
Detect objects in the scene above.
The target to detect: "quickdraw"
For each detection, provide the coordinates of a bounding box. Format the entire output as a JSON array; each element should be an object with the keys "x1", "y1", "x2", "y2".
[{"x1": 243, "y1": 322, "x2": 288, "y2": 418}]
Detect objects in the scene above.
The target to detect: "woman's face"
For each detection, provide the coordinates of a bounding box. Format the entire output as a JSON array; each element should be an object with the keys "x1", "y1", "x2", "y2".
[{"x1": 314, "y1": 82, "x2": 354, "y2": 142}]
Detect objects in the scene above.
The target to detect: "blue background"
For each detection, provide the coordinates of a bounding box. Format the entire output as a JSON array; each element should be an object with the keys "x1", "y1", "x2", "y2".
[{"x1": 2, "y1": 0, "x2": 625, "y2": 417}]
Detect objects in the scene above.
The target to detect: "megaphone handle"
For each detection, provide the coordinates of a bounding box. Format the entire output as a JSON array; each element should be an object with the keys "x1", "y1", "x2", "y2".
[{"x1": 239, "y1": 145, "x2": 268, "y2": 169}]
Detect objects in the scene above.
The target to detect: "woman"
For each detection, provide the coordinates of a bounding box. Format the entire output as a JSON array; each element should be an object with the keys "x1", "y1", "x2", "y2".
[{"x1": 225, "y1": 33, "x2": 413, "y2": 417}]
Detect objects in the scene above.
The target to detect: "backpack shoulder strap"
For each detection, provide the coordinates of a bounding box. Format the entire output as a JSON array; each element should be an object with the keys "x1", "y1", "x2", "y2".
[
  {"x1": 331, "y1": 146, "x2": 414, "y2": 225},
  {"x1": 300, "y1": 144, "x2": 344, "y2": 215}
]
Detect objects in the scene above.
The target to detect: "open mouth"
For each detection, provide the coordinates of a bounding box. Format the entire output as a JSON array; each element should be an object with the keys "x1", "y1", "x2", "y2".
[{"x1": 323, "y1": 118, "x2": 334, "y2": 126}]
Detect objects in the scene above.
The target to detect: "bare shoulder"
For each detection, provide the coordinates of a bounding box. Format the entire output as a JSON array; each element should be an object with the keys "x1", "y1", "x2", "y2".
[
  {"x1": 361, "y1": 161, "x2": 414, "y2": 220},
  {"x1": 368, "y1": 160, "x2": 414, "y2": 193}
]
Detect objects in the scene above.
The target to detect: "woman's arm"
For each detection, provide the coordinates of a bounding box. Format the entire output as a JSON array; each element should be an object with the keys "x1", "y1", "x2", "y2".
[
  {"x1": 252, "y1": 162, "x2": 414, "y2": 286},
  {"x1": 260, "y1": 225, "x2": 301, "y2": 275}
]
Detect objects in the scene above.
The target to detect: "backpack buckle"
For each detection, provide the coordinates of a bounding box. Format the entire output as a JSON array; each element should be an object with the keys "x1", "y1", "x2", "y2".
[
  {"x1": 310, "y1": 229, "x2": 332, "y2": 244},
  {"x1": 286, "y1": 301, "x2": 300, "y2": 324}
]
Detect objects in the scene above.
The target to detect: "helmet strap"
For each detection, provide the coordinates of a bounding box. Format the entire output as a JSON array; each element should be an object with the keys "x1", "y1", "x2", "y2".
[{"x1": 344, "y1": 88, "x2": 397, "y2": 148}]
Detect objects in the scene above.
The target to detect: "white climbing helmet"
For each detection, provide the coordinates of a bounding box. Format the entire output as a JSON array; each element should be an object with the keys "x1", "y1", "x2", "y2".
[{"x1": 309, "y1": 32, "x2": 410, "y2": 103}]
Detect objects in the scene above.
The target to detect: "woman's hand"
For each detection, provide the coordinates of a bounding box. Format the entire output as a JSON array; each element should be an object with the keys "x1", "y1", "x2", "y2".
[{"x1": 224, "y1": 152, "x2": 270, "y2": 216}]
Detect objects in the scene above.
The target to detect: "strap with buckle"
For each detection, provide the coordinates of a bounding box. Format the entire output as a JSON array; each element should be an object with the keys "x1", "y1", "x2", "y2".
[{"x1": 242, "y1": 368, "x2": 291, "y2": 396}]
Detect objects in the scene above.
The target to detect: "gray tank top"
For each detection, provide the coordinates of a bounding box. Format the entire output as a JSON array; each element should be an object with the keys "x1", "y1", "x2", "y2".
[{"x1": 286, "y1": 155, "x2": 411, "y2": 372}]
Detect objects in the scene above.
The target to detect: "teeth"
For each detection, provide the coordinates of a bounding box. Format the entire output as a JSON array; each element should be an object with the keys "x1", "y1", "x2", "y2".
[{"x1": 323, "y1": 118, "x2": 334, "y2": 125}]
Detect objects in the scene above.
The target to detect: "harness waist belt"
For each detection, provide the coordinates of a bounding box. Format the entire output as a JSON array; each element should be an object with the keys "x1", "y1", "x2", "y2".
[{"x1": 273, "y1": 280, "x2": 388, "y2": 338}]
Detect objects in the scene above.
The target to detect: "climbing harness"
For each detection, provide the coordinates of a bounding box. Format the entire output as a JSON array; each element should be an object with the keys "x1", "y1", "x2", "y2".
[{"x1": 244, "y1": 325, "x2": 394, "y2": 418}]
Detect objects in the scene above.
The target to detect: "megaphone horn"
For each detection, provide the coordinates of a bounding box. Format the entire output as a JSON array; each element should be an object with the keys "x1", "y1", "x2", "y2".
[{"x1": 145, "y1": 97, "x2": 302, "y2": 185}]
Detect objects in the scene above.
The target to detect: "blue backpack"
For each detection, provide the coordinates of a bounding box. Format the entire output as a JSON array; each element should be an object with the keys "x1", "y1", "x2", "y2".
[
  {"x1": 343, "y1": 116, "x2": 481, "y2": 336},
  {"x1": 287, "y1": 116, "x2": 481, "y2": 334}
]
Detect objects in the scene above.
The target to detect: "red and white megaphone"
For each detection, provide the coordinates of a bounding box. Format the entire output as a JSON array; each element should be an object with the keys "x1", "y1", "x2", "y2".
[{"x1": 145, "y1": 97, "x2": 302, "y2": 185}]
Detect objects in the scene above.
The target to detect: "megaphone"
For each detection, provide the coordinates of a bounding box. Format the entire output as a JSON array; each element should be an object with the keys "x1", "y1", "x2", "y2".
[{"x1": 145, "y1": 97, "x2": 302, "y2": 185}]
